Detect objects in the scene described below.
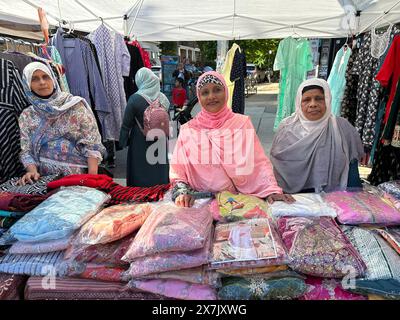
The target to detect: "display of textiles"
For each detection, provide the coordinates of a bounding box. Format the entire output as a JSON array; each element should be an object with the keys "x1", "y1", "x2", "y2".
[
  {"x1": 129, "y1": 279, "x2": 217, "y2": 300},
  {"x1": 299, "y1": 277, "x2": 367, "y2": 300},
  {"x1": 24, "y1": 277, "x2": 168, "y2": 300},
  {"x1": 378, "y1": 180, "x2": 400, "y2": 199},
  {"x1": 75, "y1": 203, "x2": 152, "y2": 245},
  {"x1": 343, "y1": 226, "x2": 400, "y2": 299},
  {"x1": 10, "y1": 186, "x2": 110, "y2": 243},
  {"x1": 277, "y1": 217, "x2": 366, "y2": 278},
  {"x1": 324, "y1": 190, "x2": 400, "y2": 225},
  {"x1": 0, "y1": 211, "x2": 25, "y2": 218},
  {"x1": 0, "y1": 251, "x2": 65, "y2": 276},
  {"x1": 0, "y1": 174, "x2": 60, "y2": 195},
  {"x1": 64, "y1": 263, "x2": 129, "y2": 283},
  {"x1": 0, "y1": 273, "x2": 28, "y2": 300},
  {"x1": 0, "y1": 192, "x2": 53, "y2": 212},
  {"x1": 216, "y1": 265, "x2": 288, "y2": 276},
  {"x1": 123, "y1": 204, "x2": 212, "y2": 261},
  {"x1": 218, "y1": 275, "x2": 307, "y2": 300},
  {"x1": 9, "y1": 236, "x2": 71, "y2": 255},
  {"x1": 126, "y1": 230, "x2": 212, "y2": 278},
  {"x1": 375, "y1": 228, "x2": 400, "y2": 255},
  {"x1": 211, "y1": 191, "x2": 269, "y2": 222},
  {"x1": 269, "y1": 193, "x2": 337, "y2": 218},
  {"x1": 210, "y1": 218, "x2": 289, "y2": 270}
]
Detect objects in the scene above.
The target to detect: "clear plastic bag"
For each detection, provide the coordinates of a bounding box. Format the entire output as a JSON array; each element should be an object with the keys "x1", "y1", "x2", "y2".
[
  {"x1": 123, "y1": 203, "x2": 212, "y2": 261},
  {"x1": 75, "y1": 203, "x2": 152, "y2": 245},
  {"x1": 9, "y1": 186, "x2": 110, "y2": 243},
  {"x1": 9, "y1": 236, "x2": 72, "y2": 254}
]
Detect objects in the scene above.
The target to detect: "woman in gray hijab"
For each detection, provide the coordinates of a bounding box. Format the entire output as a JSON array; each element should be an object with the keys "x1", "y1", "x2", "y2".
[{"x1": 270, "y1": 78, "x2": 364, "y2": 194}]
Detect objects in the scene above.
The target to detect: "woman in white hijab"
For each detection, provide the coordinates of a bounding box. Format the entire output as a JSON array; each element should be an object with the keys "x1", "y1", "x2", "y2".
[
  {"x1": 270, "y1": 78, "x2": 364, "y2": 194},
  {"x1": 18, "y1": 62, "x2": 105, "y2": 185}
]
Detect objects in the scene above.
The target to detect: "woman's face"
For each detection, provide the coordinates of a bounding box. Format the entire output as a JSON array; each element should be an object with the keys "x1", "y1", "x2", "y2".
[
  {"x1": 30, "y1": 70, "x2": 54, "y2": 97},
  {"x1": 199, "y1": 83, "x2": 226, "y2": 113},
  {"x1": 301, "y1": 88, "x2": 327, "y2": 121}
]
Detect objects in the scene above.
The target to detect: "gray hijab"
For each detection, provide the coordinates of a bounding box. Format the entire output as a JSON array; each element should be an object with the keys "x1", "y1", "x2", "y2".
[{"x1": 270, "y1": 78, "x2": 364, "y2": 194}]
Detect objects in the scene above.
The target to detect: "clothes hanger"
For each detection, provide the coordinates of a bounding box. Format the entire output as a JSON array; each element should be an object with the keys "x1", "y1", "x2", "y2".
[{"x1": 291, "y1": 25, "x2": 302, "y2": 39}]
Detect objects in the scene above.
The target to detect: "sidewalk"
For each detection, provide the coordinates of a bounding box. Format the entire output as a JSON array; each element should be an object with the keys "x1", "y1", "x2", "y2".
[{"x1": 111, "y1": 83, "x2": 279, "y2": 184}]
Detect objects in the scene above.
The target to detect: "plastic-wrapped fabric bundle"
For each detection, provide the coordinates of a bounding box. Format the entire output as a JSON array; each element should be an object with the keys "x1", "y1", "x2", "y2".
[
  {"x1": 63, "y1": 263, "x2": 129, "y2": 283},
  {"x1": 126, "y1": 229, "x2": 212, "y2": 278},
  {"x1": 75, "y1": 203, "x2": 152, "y2": 245},
  {"x1": 0, "y1": 192, "x2": 53, "y2": 212},
  {"x1": 10, "y1": 186, "x2": 110, "y2": 242},
  {"x1": 377, "y1": 180, "x2": 400, "y2": 200},
  {"x1": 375, "y1": 228, "x2": 400, "y2": 255},
  {"x1": 123, "y1": 204, "x2": 212, "y2": 261},
  {"x1": 269, "y1": 193, "x2": 337, "y2": 218},
  {"x1": 9, "y1": 236, "x2": 72, "y2": 255},
  {"x1": 0, "y1": 251, "x2": 65, "y2": 276},
  {"x1": 209, "y1": 218, "x2": 289, "y2": 270},
  {"x1": 277, "y1": 217, "x2": 366, "y2": 278},
  {"x1": 129, "y1": 278, "x2": 217, "y2": 300},
  {"x1": 218, "y1": 273, "x2": 307, "y2": 300},
  {"x1": 211, "y1": 191, "x2": 269, "y2": 223},
  {"x1": 342, "y1": 226, "x2": 400, "y2": 299},
  {"x1": 324, "y1": 190, "x2": 400, "y2": 226}
]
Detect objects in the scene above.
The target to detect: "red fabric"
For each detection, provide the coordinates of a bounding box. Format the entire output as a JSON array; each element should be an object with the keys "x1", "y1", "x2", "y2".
[
  {"x1": 0, "y1": 192, "x2": 52, "y2": 212},
  {"x1": 128, "y1": 40, "x2": 152, "y2": 68},
  {"x1": 376, "y1": 35, "x2": 400, "y2": 124},
  {"x1": 172, "y1": 87, "x2": 187, "y2": 107},
  {"x1": 47, "y1": 174, "x2": 171, "y2": 204}
]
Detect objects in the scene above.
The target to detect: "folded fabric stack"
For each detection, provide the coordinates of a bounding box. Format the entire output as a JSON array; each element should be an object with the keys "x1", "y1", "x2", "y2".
[
  {"x1": 377, "y1": 180, "x2": 400, "y2": 210},
  {"x1": 122, "y1": 203, "x2": 217, "y2": 300},
  {"x1": 0, "y1": 272, "x2": 28, "y2": 300}
]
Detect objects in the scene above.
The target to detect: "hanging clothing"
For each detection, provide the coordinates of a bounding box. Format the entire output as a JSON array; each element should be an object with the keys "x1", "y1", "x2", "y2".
[
  {"x1": 349, "y1": 26, "x2": 400, "y2": 149},
  {"x1": 0, "y1": 52, "x2": 33, "y2": 74},
  {"x1": 327, "y1": 46, "x2": 352, "y2": 116},
  {"x1": 376, "y1": 35, "x2": 400, "y2": 125},
  {"x1": 119, "y1": 68, "x2": 170, "y2": 187},
  {"x1": 222, "y1": 43, "x2": 240, "y2": 109},
  {"x1": 270, "y1": 78, "x2": 364, "y2": 194},
  {"x1": 230, "y1": 48, "x2": 247, "y2": 114},
  {"x1": 0, "y1": 59, "x2": 29, "y2": 184},
  {"x1": 170, "y1": 71, "x2": 282, "y2": 198},
  {"x1": 129, "y1": 40, "x2": 151, "y2": 68},
  {"x1": 124, "y1": 44, "x2": 145, "y2": 100},
  {"x1": 45, "y1": 46, "x2": 70, "y2": 93},
  {"x1": 51, "y1": 28, "x2": 110, "y2": 137},
  {"x1": 88, "y1": 24, "x2": 131, "y2": 141},
  {"x1": 273, "y1": 37, "x2": 313, "y2": 131}
]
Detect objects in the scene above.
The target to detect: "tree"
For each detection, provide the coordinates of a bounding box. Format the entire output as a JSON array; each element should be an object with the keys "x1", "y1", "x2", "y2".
[
  {"x1": 196, "y1": 41, "x2": 217, "y2": 69},
  {"x1": 159, "y1": 42, "x2": 178, "y2": 56}
]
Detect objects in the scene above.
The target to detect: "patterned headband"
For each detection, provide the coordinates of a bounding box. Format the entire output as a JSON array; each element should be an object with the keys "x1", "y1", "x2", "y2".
[{"x1": 197, "y1": 74, "x2": 224, "y2": 91}]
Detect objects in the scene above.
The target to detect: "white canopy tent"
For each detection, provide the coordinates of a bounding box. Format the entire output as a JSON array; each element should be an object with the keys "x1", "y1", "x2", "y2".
[{"x1": 0, "y1": 0, "x2": 399, "y2": 40}]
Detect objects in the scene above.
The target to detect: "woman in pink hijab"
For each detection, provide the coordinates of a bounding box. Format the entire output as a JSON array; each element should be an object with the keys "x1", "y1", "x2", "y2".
[{"x1": 170, "y1": 71, "x2": 294, "y2": 207}]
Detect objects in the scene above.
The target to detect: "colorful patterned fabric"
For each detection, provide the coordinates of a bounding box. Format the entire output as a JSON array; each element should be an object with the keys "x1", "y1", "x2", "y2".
[
  {"x1": 129, "y1": 279, "x2": 217, "y2": 300},
  {"x1": 0, "y1": 174, "x2": 59, "y2": 195},
  {"x1": 210, "y1": 218, "x2": 289, "y2": 270},
  {"x1": 123, "y1": 204, "x2": 212, "y2": 261},
  {"x1": 126, "y1": 230, "x2": 212, "y2": 278},
  {"x1": 9, "y1": 236, "x2": 71, "y2": 255},
  {"x1": 269, "y1": 193, "x2": 337, "y2": 218},
  {"x1": 212, "y1": 191, "x2": 269, "y2": 223},
  {"x1": 64, "y1": 263, "x2": 129, "y2": 283},
  {"x1": 75, "y1": 203, "x2": 152, "y2": 245},
  {"x1": 0, "y1": 273, "x2": 27, "y2": 300},
  {"x1": 0, "y1": 192, "x2": 52, "y2": 212},
  {"x1": 375, "y1": 228, "x2": 400, "y2": 254},
  {"x1": 378, "y1": 180, "x2": 400, "y2": 200},
  {"x1": 216, "y1": 265, "x2": 288, "y2": 276},
  {"x1": 277, "y1": 217, "x2": 366, "y2": 278},
  {"x1": 0, "y1": 251, "x2": 65, "y2": 276},
  {"x1": 24, "y1": 276, "x2": 168, "y2": 300},
  {"x1": 10, "y1": 187, "x2": 109, "y2": 242},
  {"x1": 324, "y1": 191, "x2": 400, "y2": 225},
  {"x1": 299, "y1": 277, "x2": 367, "y2": 300},
  {"x1": 342, "y1": 226, "x2": 400, "y2": 298},
  {"x1": 218, "y1": 276, "x2": 307, "y2": 300}
]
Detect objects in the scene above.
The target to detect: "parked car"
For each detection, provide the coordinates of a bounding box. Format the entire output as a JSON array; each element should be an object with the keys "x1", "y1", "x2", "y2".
[
  {"x1": 246, "y1": 63, "x2": 266, "y2": 83},
  {"x1": 151, "y1": 65, "x2": 162, "y2": 83}
]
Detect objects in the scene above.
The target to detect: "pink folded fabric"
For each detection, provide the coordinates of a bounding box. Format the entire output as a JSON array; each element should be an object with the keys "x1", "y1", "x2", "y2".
[
  {"x1": 9, "y1": 236, "x2": 72, "y2": 254},
  {"x1": 129, "y1": 279, "x2": 217, "y2": 300}
]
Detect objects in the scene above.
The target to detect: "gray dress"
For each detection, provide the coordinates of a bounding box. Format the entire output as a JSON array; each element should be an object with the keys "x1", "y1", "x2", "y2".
[{"x1": 119, "y1": 94, "x2": 169, "y2": 187}]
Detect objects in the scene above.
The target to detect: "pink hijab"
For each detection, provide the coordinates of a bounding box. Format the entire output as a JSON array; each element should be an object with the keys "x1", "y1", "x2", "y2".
[{"x1": 170, "y1": 71, "x2": 282, "y2": 198}]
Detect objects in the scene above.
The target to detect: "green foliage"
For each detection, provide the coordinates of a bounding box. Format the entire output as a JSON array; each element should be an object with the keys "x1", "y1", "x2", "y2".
[
  {"x1": 196, "y1": 41, "x2": 217, "y2": 69},
  {"x1": 159, "y1": 42, "x2": 178, "y2": 56},
  {"x1": 229, "y1": 39, "x2": 280, "y2": 69}
]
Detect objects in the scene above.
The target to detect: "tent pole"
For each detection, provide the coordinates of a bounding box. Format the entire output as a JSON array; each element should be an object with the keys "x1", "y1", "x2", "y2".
[
  {"x1": 128, "y1": 0, "x2": 145, "y2": 37},
  {"x1": 70, "y1": 16, "x2": 123, "y2": 24}
]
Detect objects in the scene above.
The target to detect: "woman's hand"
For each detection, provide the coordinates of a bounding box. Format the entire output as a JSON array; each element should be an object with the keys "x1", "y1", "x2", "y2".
[
  {"x1": 266, "y1": 193, "x2": 295, "y2": 204},
  {"x1": 19, "y1": 171, "x2": 41, "y2": 186},
  {"x1": 175, "y1": 194, "x2": 195, "y2": 208}
]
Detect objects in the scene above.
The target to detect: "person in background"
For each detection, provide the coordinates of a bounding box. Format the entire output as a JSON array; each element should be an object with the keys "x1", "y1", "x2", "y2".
[
  {"x1": 270, "y1": 78, "x2": 364, "y2": 194},
  {"x1": 172, "y1": 77, "x2": 187, "y2": 113},
  {"x1": 170, "y1": 71, "x2": 295, "y2": 207},
  {"x1": 18, "y1": 62, "x2": 105, "y2": 185},
  {"x1": 119, "y1": 67, "x2": 170, "y2": 187}
]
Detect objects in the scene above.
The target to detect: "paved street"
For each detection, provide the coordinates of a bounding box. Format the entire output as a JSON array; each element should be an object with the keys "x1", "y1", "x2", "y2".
[{"x1": 111, "y1": 83, "x2": 279, "y2": 185}]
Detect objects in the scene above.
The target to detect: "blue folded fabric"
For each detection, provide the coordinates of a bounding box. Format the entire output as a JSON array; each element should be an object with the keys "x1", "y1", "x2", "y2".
[
  {"x1": 10, "y1": 186, "x2": 109, "y2": 243},
  {"x1": 0, "y1": 210, "x2": 25, "y2": 218}
]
